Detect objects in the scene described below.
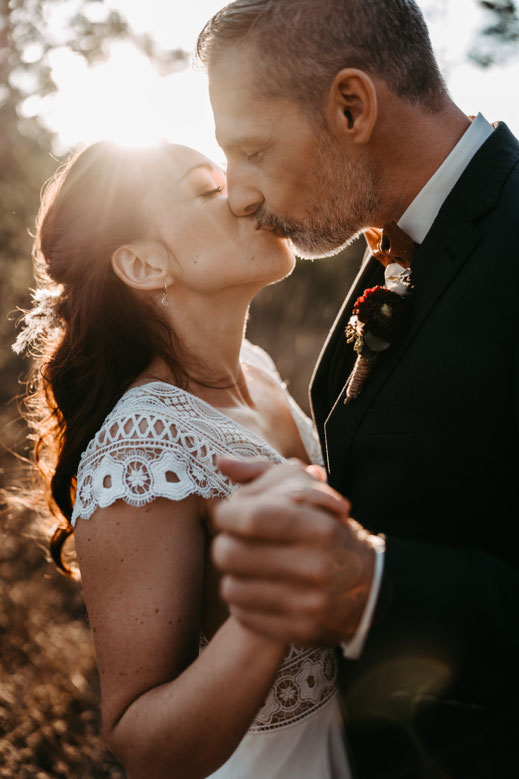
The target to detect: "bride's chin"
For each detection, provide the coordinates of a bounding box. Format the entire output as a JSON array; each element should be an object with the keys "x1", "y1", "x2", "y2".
[
  {"x1": 268, "y1": 251, "x2": 296, "y2": 284},
  {"x1": 246, "y1": 260, "x2": 295, "y2": 297},
  {"x1": 282, "y1": 254, "x2": 297, "y2": 279}
]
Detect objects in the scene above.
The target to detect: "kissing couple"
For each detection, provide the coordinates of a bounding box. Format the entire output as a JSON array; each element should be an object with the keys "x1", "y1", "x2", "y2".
[{"x1": 15, "y1": 0, "x2": 518, "y2": 777}]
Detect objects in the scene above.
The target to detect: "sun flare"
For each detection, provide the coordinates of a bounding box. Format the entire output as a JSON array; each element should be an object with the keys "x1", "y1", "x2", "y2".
[{"x1": 45, "y1": 40, "x2": 222, "y2": 161}]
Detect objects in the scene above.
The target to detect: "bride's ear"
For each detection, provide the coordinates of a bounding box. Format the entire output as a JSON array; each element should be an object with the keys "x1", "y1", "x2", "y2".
[
  {"x1": 111, "y1": 241, "x2": 173, "y2": 291},
  {"x1": 323, "y1": 68, "x2": 378, "y2": 145}
]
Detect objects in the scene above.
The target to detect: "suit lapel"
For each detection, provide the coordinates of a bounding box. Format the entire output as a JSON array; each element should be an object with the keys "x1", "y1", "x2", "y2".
[
  {"x1": 309, "y1": 252, "x2": 382, "y2": 415},
  {"x1": 320, "y1": 122, "x2": 519, "y2": 488},
  {"x1": 324, "y1": 208, "x2": 481, "y2": 485}
]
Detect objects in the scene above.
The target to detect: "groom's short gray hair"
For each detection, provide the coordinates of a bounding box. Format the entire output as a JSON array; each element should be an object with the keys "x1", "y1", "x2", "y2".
[{"x1": 197, "y1": 0, "x2": 448, "y2": 114}]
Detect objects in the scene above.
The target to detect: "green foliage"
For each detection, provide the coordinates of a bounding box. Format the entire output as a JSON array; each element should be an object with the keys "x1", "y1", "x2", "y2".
[{"x1": 470, "y1": 0, "x2": 519, "y2": 65}]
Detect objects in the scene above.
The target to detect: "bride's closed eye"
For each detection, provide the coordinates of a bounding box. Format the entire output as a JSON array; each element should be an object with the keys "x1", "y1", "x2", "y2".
[
  {"x1": 200, "y1": 185, "x2": 224, "y2": 199},
  {"x1": 190, "y1": 171, "x2": 226, "y2": 199}
]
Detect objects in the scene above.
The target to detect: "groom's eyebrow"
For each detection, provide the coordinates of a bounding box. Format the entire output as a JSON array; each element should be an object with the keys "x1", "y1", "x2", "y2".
[
  {"x1": 176, "y1": 162, "x2": 219, "y2": 184},
  {"x1": 216, "y1": 130, "x2": 265, "y2": 152}
]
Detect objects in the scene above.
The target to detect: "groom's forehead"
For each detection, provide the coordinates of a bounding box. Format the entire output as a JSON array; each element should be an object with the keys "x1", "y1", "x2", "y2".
[
  {"x1": 208, "y1": 44, "x2": 276, "y2": 110},
  {"x1": 209, "y1": 48, "x2": 301, "y2": 148},
  {"x1": 212, "y1": 92, "x2": 295, "y2": 154},
  {"x1": 209, "y1": 53, "x2": 269, "y2": 141}
]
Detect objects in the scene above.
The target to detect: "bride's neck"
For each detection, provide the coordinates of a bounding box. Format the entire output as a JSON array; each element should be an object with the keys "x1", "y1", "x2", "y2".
[{"x1": 149, "y1": 287, "x2": 253, "y2": 403}]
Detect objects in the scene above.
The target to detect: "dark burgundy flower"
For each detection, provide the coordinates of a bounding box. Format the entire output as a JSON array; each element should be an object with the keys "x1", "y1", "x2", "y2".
[{"x1": 353, "y1": 286, "x2": 410, "y2": 342}]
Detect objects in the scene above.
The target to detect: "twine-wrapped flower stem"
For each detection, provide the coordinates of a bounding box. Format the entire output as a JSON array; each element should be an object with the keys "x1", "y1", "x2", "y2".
[
  {"x1": 344, "y1": 281, "x2": 412, "y2": 404},
  {"x1": 344, "y1": 221, "x2": 415, "y2": 404}
]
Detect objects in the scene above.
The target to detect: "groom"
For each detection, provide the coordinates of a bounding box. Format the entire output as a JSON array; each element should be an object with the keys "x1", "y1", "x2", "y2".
[{"x1": 198, "y1": 1, "x2": 519, "y2": 776}]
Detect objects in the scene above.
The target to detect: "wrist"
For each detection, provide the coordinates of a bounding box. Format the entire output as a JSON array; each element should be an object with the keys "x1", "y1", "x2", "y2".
[
  {"x1": 228, "y1": 615, "x2": 287, "y2": 661},
  {"x1": 348, "y1": 549, "x2": 376, "y2": 637},
  {"x1": 340, "y1": 534, "x2": 385, "y2": 657}
]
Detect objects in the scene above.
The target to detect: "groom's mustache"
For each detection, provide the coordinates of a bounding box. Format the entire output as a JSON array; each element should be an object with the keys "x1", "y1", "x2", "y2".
[{"x1": 255, "y1": 208, "x2": 296, "y2": 239}]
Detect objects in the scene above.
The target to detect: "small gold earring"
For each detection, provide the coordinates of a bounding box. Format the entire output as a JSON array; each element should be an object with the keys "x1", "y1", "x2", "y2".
[{"x1": 161, "y1": 280, "x2": 169, "y2": 307}]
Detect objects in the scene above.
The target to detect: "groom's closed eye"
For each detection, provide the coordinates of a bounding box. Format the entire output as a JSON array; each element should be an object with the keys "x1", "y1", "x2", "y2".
[{"x1": 245, "y1": 149, "x2": 265, "y2": 163}]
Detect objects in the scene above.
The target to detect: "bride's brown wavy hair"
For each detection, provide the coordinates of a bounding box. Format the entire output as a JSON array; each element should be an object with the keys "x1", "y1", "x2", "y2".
[{"x1": 15, "y1": 141, "x2": 188, "y2": 574}]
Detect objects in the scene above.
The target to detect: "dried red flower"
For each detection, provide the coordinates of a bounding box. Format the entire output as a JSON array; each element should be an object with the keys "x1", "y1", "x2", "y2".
[{"x1": 353, "y1": 285, "x2": 410, "y2": 342}]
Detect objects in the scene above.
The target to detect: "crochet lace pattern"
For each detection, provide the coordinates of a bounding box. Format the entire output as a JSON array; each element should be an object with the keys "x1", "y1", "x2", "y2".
[
  {"x1": 72, "y1": 342, "x2": 322, "y2": 523},
  {"x1": 200, "y1": 634, "x2": 339, "y2": 733},
  {"x1": 72, "y1": 341, "x2": 336, "y2": 732}
]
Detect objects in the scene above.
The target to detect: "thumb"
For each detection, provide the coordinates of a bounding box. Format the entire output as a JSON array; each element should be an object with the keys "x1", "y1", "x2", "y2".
[
  {"x1": 306, "y1": 464, "x2": 327, "y2": 483},
  {"x1": 216, "y1": 456, "x2": 273, "y2": 484}
]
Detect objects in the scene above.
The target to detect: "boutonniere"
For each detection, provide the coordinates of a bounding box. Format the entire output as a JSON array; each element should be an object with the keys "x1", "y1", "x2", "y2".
[{"x1": 344, "y1": 221, "x2": 415, "y2": 405}]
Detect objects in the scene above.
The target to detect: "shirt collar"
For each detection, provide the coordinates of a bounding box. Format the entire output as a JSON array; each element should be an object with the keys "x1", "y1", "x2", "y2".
[{"x1": 397, "y1": 113, "x2": 495, "y2": 244}]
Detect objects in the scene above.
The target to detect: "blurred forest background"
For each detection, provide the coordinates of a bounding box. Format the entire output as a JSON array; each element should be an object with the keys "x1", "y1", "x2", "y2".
[{"x1": 1, "y1": 0, "x2": 518, "y2": 775}]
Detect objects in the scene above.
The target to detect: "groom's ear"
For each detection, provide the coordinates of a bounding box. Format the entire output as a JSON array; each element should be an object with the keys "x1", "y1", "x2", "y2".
[{"x1": 323, "y1": 69, "x2": 378, "y2": 145}]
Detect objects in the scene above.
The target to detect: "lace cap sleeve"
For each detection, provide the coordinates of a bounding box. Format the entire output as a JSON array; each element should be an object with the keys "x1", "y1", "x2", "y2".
[{"x1": 71, "y1": 383, "x2": 245, "y2": 524}]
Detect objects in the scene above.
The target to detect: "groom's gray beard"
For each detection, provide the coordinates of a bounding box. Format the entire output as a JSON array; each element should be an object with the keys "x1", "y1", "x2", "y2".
[{"x1": 256, "y1": 152, "x2": 381, "y2": 260}]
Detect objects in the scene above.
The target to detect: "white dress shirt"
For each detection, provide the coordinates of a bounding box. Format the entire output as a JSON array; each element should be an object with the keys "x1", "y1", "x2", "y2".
[
  {"x1": 399, "y1": 113, "x2": 494, "y2": 243},
  {"x1": 341, "y1": 113, "x2": 495, "y2": 660}
]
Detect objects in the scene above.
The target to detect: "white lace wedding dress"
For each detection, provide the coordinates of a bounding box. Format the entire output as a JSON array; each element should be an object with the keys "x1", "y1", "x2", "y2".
[{"x1": 71, "y1": 341, "x2": 352, "y2": 779}]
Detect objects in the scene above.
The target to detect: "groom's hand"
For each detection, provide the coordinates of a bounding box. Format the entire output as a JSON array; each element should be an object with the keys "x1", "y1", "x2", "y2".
[{"x1": 211, "y1": 457, "x2": 376, "y2": 646}]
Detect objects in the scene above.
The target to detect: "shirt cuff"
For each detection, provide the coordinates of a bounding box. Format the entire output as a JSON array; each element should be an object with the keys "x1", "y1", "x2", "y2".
[{"x1": 340, "y1": 535, "x2": 385, "y2": 660}]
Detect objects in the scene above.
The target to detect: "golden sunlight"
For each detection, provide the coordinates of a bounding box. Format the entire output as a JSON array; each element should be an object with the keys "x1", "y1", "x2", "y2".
[
  {"x1": 45, "y1": 41, "x2": 221, "y2": 160},
  {"x1": 47, "y1": 42, "x2": 164, "y2": 147}
]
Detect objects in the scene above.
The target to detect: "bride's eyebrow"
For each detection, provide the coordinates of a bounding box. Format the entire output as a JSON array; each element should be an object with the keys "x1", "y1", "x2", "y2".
[{"x1": 176, "y1": 162, "x2": 222, "y2": 184}]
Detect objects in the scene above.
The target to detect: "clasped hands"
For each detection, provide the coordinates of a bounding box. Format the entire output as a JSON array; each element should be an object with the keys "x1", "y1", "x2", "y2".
[{"x1": 210, "y1": 458, "x2": 376, "y2": 647}]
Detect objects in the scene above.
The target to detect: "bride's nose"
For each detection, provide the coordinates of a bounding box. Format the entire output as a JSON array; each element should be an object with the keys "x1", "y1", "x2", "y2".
[{"x1": 227, "y1": 179, "x2": 264, "y2": 218}]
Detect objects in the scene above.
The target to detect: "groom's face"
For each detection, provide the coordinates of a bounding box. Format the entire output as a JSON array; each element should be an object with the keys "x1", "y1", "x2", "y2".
[{"x1": 209, "y1": 47, "x2": 380, "y2": 258}]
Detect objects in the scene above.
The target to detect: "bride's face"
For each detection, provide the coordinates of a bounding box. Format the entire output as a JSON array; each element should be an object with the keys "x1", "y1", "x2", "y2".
[{"x1": 154, "y1": 145, "x2": 295, "y2": 294}]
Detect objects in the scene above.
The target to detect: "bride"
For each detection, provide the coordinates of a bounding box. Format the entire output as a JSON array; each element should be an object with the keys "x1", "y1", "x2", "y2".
[{"x1": 17, "y1": 140, "x2": 352, "y2": 778}]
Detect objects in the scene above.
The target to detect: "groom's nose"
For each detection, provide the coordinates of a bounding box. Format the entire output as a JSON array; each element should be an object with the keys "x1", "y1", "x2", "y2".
[{"x1": 227, "y1": 176, "x2": 264, "y2": 218}]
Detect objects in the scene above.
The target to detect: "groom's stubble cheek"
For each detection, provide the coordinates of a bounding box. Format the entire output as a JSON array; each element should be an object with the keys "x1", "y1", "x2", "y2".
[
  {"x1": 209, "y1": 52, "x2": 379, "y2": 256},
  {"x1": 283, "y1": 144, "x2": 382, "y2": 259}
]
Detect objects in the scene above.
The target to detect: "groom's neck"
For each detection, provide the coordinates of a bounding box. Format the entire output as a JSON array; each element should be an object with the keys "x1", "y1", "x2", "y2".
[{"x1": 372, "y1": 98, "x2": 471, "y2": 226}]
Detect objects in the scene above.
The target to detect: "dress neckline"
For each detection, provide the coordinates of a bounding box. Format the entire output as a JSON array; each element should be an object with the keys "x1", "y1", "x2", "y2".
[{"x1": 122, "y1": 379, "x2": 287, "y2": 465}]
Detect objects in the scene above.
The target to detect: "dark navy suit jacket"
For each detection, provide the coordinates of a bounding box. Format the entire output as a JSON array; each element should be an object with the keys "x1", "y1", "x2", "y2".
[{"x1": 310, "y1": 123, "x2": 519, "y2": 778}]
